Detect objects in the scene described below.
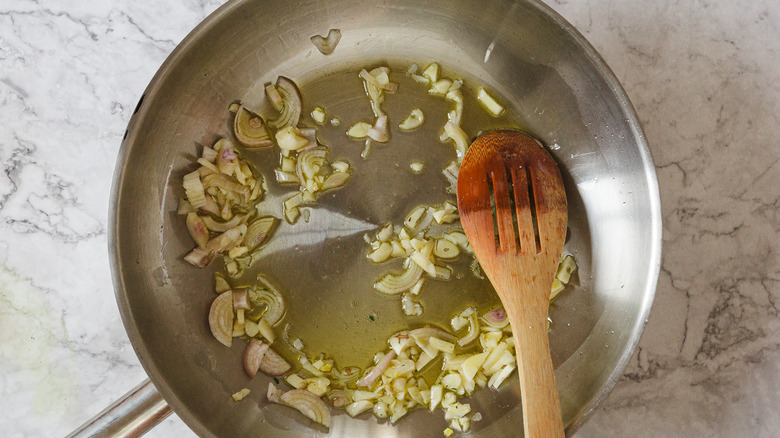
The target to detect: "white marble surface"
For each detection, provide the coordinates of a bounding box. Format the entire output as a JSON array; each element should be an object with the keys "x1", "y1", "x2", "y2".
[{"x1": 0, "y1": 0, "x2": 777, "y2": 437}]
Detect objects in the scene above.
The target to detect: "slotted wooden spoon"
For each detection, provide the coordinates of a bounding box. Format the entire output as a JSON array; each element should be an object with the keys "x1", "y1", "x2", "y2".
[{"x1": 457, "y1": 130, "x2": 567, "y2": 437}]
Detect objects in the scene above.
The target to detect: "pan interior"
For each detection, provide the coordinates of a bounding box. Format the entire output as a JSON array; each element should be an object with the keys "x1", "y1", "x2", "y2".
[{"x1": 112, "y1": 1, "x2": 659, "y2": 437}]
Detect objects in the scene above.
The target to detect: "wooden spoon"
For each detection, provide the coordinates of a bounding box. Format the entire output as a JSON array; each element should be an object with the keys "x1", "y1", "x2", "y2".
[{"x1": 457, "y1": 130, "x2": 567, "y2": 437}]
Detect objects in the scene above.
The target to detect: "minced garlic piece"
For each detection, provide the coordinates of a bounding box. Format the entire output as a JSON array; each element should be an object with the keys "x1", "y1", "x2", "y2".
[{"x1": 231, "y1": 388, "x2": 250, "y2": 401}]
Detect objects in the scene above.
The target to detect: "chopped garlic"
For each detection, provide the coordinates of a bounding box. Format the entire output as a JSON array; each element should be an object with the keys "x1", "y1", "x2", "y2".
[
  {"x1": 409, "y1": 161, "x2": 425, "y2": 173},
  {"x1": 443, "y1": 230, "x2": 472, "y2": 253},
  {"x1": 353, "y1": 390, "x2": 381, "y2": 401},
  {"x1": 391, "y1": 240, "x2": 406, "y2": 258},
  {"x1": 281, "y1": 157, "x2": 296, "y2": 173},
  {"x1": 404, "y1": 207, "x2": 427, "y2": 230},
  {"x1": 389, "y1": 332, "x2": 415, "y2": 355},
  {"x1": 480, "y1": 331, "x2": 503, "y2": 350},
  {"x1": 488, "y1": 364, "x2": 516, "y2": 389},
  {"x1": 460, "y1": 352, "x2": 488, "y2": 381},
  {"x1": 401, "y1": 293, "x2": 423, "y2": 316},
  {"x1": 441, "y1": 392, "x2": 457, "y2": 409},
  {"x1": 373, "y1": 401, "x2": 389, "y2": 418},
  {"x1": 331, "y1": 160, "x2": 350, "y2": 173},
  {"x1": 231, "y1": 388, "x2": 250, "y2": 401},
  {"x1": 429, "y1": 79, "x2": 453, "y2": 96},
  {"x1": 257, "y1": 319, "x2": 275, "y2": 343},
  {"x1": 305, "y1": 376, "x2": 331, "y2": 397},
  {"x1": 312, "y1": 359, "x2": 331, "y2": 372},
  {"x1": 429, "y1": 337, "x2": 455, "y2": 354},
  {"x1": 376, "y1": 223, "x2": 394, "y2": 241},
  {"x1": 389, "y1": 403, "x2": 408, "y2": 423},
  {"x1": 286, "y1": 373, "x2": 306, "y2": 389},
  {"x1": 441, "y1": 373, "x2": 462, "y2": 392},
  {"x1": 369, "y1": 241, "x2": 393, "y2": 263},
  {"x1": 411, "y1": 73, "x2": 430, "y2": 84},
  {"x1": 375, "y1": 71, "x2": 390, "y2": 86},
  {"x1": 432, "y1": 201, "x2": 458, "y2": 224},
  {"x1": 550, "y1": 278, "x2": 566, "y2": 300},
  {"x1": 422, "y1": 63, "x2": 440, "y2": 83},
  {"x1": 415, "y1": 350, "x2": 435, "y2": 371},
  {"x1": 409, "y1": 278, "x2": 424, "y2": 295},
  {"x1": 556, "y1": 254, "x2": 577, "y2": 283},
  {"x1": 276, "y1": 126, "x2": 309, "y2": 151},
  {"x1": 410, "y1": 252, "x2": 436, "y2": 276},
  {"x1": 477, "y1": 87, "x2": 505, "y2": 116},
  {"x1": 346, "y1": 400, "x2": 374, "y2": 417},
  {"x1": 434, "y1": 239, "x2": 459, "y2": 259},
  {"x1": 311, "y1": 107, "x2": 326, "y2": 124},
  {"x1": 244, "y1": 320, "x2": 259, "y2": 337},
  {"x1": 442, "y1": 122, "x2": 469, "y2": 159},
  {"x1": 400, "y1": 108, "x2": 425, "y2": 130},
  {"x1": 451, "y1": 315, "x2": 468, "y2": 331},
  {"x1": 330, "y1": 117, "x2": 341, "y2": 126},
  {"x1": 225, "y1": 259, "x2": 239, "y2": 276},
  {"x1": 450, "y1": 416, "x2": 471, "y2": 432},
  {"x1": 429, "y1": 385, "x2": 443, "y2": 411},
  {"x1": 347, "y1": 121, "x2": 373, "y2": 139}
]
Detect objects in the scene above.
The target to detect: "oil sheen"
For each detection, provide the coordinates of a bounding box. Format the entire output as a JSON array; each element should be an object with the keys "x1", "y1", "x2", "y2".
[{"x1": 232, "y1": 61, "x2": 524, "y2": 371}]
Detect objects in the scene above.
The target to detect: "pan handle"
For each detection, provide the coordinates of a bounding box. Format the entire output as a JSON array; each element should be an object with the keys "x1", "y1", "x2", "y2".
[{"x1": 66, "y1": 379, "x2": 172, "y2": 438}]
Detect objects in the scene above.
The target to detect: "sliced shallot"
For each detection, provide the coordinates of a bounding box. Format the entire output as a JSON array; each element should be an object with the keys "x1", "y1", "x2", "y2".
[
  {"x1": 182, "y1": 171, "x2": 206, "y2": 209},
  {"x1": 278, "y1": 388, "x2": 332, "y2": 428},
  {"x1": 252, "y1": 275, "x2": 286, "y2": 325},
  {"x1": 185, "y1": 212, "x2": 209, "y2": 248},
  {"x1": 208, "y1": 291, "x2": 234, "y2": 347},
  {"x1": 310, "y1": 29, "x2": 342, "y2": 55},
  {"x1": 366, "y1": 115, "x2": 389, "y2": 143},
  {"x1": 265, "y1": 84, "x2": 284, "y2": 112},
  {"x1": 242, "y1": 216, "x2": 279, "y2": 250},
  {"x1": 410, "y1": 327, "x2": 457, "y2": 358},
  {"x1": 201, "y1": 213, "x2": 247, "y2": 233},
  {"x1": 442, "y1": 121, "x2": 469, "y2": 160},
  {"x1": 330, "y1": 366, "x2": 361, "y2": 382},
  {"x1": 320, "y1": 171, "x2": 351, "y2": 191},
  {"x1": 457, "y1": 311, "x2": 480, "y2": 346},
  {"x1": 267, "y1": 382, "x2": 284, "y2": 404},
  {"x1": 201, "y1": 145, "x2": 218, "y2": 163},
  {"x1": 399, "y1": 108, "x2": 424, "y2": 130},
  {"x1": 268, "y1": 76, "x2": 302, "y2": 129},
  {"x1": 233, "y1": 105, "x2": 272, "y2": 147},
  {"x1": 243, "y1": 339, "x2": 269, "y2": 377},
  {"x1": 373, "y1": 260, "x2": 423, "y2": 295},
  {"x1": 184, "y1": 247, "x2": 213, "y2": 268},
  {"x1": 326, "y1": 389, "x2": 351, "y2": 408},
  {"x1": 356, "y1": 350, "x2": 396, "y2": 387},
  {"x1": 204, "y1": 224, "x2": 247, "y2": 254},
  {"x1": 258, "y1": 346, "x2": 291, "y2": 376},
  {"x1": 482, "y1": 307, "x2": 509, "y2": 329}
]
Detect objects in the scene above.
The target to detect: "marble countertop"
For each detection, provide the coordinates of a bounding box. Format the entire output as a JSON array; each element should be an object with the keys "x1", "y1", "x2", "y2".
[{"x1": 1, "y1": 0, "x2": 777, "y2": 437}]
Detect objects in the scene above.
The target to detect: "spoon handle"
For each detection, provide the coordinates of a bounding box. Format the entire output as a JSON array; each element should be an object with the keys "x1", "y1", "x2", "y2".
[{"x1": 505, "y1": 291, "x2": 565, "y2": 438}]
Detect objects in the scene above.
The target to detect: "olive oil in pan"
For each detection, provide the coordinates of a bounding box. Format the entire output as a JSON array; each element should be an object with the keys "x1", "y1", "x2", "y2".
[{"x1": 233, "y1": 61, "x2": 525, "y2": 370}]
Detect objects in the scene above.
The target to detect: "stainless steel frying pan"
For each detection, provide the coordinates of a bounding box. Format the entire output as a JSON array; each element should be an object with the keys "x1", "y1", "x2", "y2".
[{"x1": 69, "y1": 0, "x2": 661, "y2": 436}]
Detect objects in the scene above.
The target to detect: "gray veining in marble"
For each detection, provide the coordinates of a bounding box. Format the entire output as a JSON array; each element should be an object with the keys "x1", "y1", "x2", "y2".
[{"x1": 0, "y1": 0, "x2": 777, "y2": 437}]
